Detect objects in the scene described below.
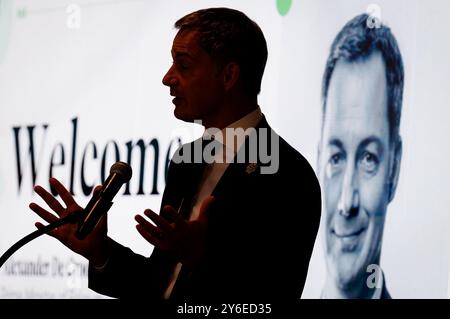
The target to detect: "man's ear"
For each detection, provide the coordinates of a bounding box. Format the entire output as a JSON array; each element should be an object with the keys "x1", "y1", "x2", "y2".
[
  {"x1": 388, "y1": 136, "x2": 402, "y2": 203},
  {"x1": 222, "y1": 62, "x2": 240, "y2": 91}
]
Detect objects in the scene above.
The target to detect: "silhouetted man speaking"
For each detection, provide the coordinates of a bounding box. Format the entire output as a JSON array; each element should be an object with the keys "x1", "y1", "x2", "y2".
[{"x1": 30, "y1": 8, "x2": 321, "y2": 303}]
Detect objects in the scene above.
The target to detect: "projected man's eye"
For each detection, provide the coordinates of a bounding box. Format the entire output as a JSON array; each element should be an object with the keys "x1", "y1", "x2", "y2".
[
  {"x1": 327, "y1": 152, "x2": 345, "y2": 177},
  {"x1": 330, "y1": 153, "x2": 342, "y2": 166},
  {"x1": 359, "y1": 151, "x2": 379, "y2": 175}
]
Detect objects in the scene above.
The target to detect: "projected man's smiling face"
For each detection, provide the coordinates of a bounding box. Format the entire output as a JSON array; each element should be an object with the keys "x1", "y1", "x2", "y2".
[{"x1": 319, "y1": 52, "x2": 400, "y2": 291}]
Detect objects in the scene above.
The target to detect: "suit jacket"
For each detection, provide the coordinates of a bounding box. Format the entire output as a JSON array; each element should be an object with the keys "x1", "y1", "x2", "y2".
[
  {"x1": 381, "y1": 284, "x2": 391, "y2": 299},
  {"x1": 381, "y1": 272, "x2": 391, "y2": 299},
  {"x1": 88, "y1": 117, "x2": 321, "y2": 302}
]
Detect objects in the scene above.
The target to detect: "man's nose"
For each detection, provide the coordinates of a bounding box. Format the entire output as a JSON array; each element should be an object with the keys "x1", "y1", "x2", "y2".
[
  {"x1": 337, "y1": 164, "x2": 359, "y2": 218},
  {"x1": 162, "y1": 65, "x2": 177, "y2": 87}
]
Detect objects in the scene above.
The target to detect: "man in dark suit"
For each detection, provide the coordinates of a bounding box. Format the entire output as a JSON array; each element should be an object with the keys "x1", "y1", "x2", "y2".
[{"x1": 30, "y1": 8, "x2": 321, "y2": 303}]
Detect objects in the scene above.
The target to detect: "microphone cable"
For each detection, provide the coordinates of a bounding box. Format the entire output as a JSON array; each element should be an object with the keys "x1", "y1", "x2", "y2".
[{"x1": 0, "y1": 212, "x2": 80, "y2": 269}]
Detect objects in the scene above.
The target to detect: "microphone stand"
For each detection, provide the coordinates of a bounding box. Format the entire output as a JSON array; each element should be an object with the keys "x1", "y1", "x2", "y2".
[{"x1": 0, "y1": 213, "x2": 80, "y2": 269}]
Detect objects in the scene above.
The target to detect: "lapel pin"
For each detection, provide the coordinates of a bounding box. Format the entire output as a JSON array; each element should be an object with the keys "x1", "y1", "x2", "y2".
[{"x1": 245, "y1": 163, "x2": 258, "y2": 174}]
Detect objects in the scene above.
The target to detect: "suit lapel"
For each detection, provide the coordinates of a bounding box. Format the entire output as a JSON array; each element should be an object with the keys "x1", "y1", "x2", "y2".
[{"x1": 211, "y1": 117, "x2": 270, "y2": 199}]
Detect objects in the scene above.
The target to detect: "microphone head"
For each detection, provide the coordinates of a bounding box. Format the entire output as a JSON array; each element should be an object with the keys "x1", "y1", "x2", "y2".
[{"x1": 110, "y1": 161, "x2": 132, "y2": 182}]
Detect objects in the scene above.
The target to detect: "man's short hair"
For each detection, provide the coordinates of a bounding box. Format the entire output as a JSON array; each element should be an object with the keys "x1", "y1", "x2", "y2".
[
  {"x1": 321, "y1": 14, "x2": 404, "y2": 143},
  {"x1": 175, "y1": 7, "x2": 268, "y2": 97}
]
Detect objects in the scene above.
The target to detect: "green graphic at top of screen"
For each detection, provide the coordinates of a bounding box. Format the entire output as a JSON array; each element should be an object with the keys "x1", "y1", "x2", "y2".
[
  {"x1": 0, "y1": 0, "x2": 12, "y2": 64},
  {"x1": 276, "y1": 0, "x2": 292, "y2": 16}
]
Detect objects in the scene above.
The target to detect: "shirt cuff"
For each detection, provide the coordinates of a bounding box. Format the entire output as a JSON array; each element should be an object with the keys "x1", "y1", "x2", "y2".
[{"x1": 91, "y1": 255, "x2": 111, "y2": 273}]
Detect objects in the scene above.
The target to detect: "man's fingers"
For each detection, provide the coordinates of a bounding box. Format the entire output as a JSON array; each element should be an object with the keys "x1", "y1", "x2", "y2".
[
  {"x1": 198, "y1": 196, "x2": 215, "y2": 222},
  {"x1": 136, "y1": 224, "x2": 162, "y2": 248},
  {"x1": 143, "y1": 209, "x2": 173, "y2": 233},
  {"x1": 49, "y1": 178, "x2": 77, "y2": 207},
  {"x1": 29, "y1": 202, "x2": 59, "y2": 224},
  {"x1": 163, "y1": 205, "x2": 187, "y2": 230},
  {"x1": 93, "y1": 185, "x2": 102, "y2": 197},
  {"x1": 35, "y1": 222, "x2": 59, "y2": 238},
  {"x1": 135, "y1": 214, "x2": 164, "y2": 238},
  {"x1": 33, "y1": 186, "x2": 65, "y2": 216}
]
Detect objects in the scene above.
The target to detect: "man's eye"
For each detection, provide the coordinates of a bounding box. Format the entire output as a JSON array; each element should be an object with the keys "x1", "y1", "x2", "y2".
[
  {"x1": 329, "y1": 153, "x2": 343, "y2": 166},
  {"x1": 326, "y1": 152, "x2": 345, "y2": 178},
  {"x1": 174, "y1": 61, "x2": 189, "y2": 70},
  {"x1": 359, "y1": 151, "x2": 379, "y2": 173}
]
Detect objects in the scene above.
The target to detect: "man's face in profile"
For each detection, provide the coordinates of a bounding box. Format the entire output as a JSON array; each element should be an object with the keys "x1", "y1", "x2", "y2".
[
  {"x1": 162, "y1": 29, "x2": 224, "y2": 124},
  {"x1": 319, "y1": 52, "x2": 396, "y2": 289}
]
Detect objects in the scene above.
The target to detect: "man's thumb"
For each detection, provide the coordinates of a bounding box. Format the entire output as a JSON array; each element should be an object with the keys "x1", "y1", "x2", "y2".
[
  {"x1": 93, "y1": 185, "x2": 102, "y2": 197},
  {"x1": 198, "y1": 196, "x2": 215, "y2": 223}
]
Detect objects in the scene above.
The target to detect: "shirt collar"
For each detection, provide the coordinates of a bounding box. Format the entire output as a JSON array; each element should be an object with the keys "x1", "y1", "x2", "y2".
[{"x1": 202, "y1": 107, "x2": 263, "y2": 158}]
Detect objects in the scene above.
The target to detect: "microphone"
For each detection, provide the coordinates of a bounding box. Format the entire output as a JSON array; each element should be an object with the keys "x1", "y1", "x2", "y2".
[{"x1": 75, "y1": 161, "x2": 132, "y2": 240}]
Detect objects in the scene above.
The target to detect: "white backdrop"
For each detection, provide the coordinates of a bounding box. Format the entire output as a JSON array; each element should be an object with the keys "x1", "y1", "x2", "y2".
[{"x1": 0, "y1": 0, "x2": 449, "y2": 298}]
